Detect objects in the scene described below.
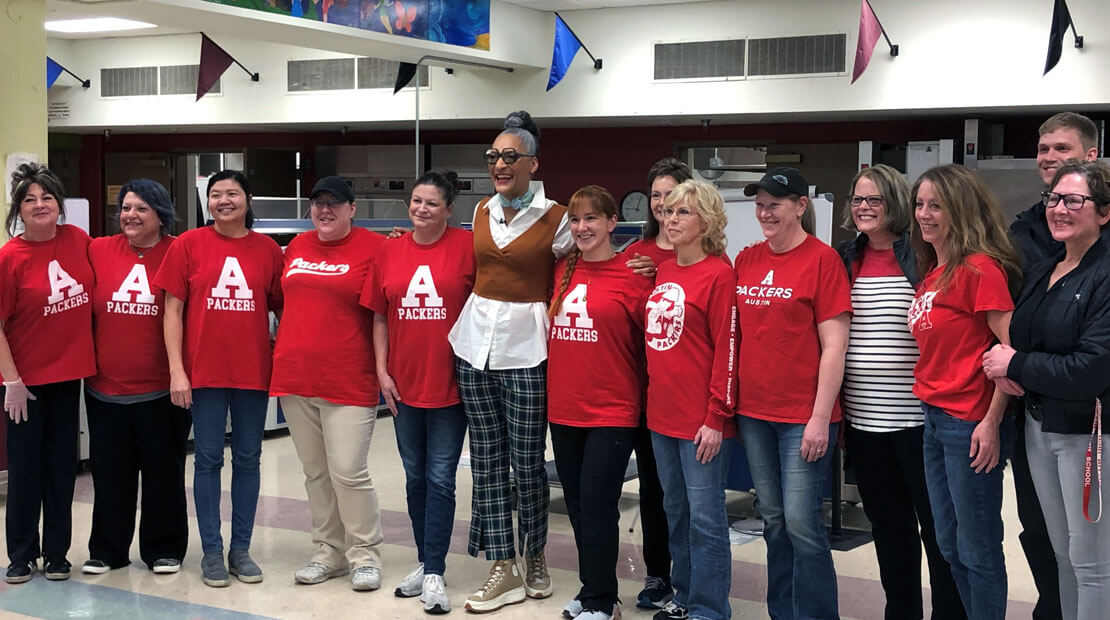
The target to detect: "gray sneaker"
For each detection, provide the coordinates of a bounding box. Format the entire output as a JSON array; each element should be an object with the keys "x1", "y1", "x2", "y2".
[
  {"x1": 295, "y1": 561, "x2": 348, "y2": 585},
  {"x1": 351, "y1": 565, "x2": 382, "y2": 591},
  {"x1": 201, "y1": 552, "x2": 230, "y2": 588},
  {"x1": 227, "y1": 549, "x2": 263, "y2": 584},
  {"x1": 563, "y1": 598, "x2": 584, "y2": 618},
  {"x1": 152, "y1": 558, "x2": 181, "y2": 574},
  {"x1": 395, "y1": 562, "x2": 424, "y2": 597},
  {"x1": 421, "y1": 574, "x2": 450, "y2": 614}
]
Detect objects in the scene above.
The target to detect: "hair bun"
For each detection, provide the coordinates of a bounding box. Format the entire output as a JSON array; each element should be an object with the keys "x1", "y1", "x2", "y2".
[
  {"x1": 11, "y1": 162, "x2": 46, "y2": 186},
  {"x1": 443, "y1": 170, "x2": 459, "y2": 185},
  {"x1": 504, "y1": 110, "x2": 539, "y2": 139}
]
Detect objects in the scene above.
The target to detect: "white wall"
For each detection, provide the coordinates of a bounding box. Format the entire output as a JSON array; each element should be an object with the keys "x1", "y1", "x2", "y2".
[{"x1": 46, "y1": 0, "x2": 1110, "y2": 131}]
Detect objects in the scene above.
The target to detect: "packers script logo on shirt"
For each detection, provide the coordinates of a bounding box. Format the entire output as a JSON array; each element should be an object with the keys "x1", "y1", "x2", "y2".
[
  {"x1": 645, "y1": 282, "x2": 685, "y2": 351},
  {"x1": 107, "y1": 264, "x2": 159, "y2": 316},
  {"x1": 285, "y1": 257, "x2": 350, "y2": 277},
  {"x1": 551, "y1": 283, "x2": 599, "y2": 342}
]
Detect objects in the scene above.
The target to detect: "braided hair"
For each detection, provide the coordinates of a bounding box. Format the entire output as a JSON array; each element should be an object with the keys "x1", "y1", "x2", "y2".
[{"x1": 547, "y1": 185, "x2": 618, "y2": 319}]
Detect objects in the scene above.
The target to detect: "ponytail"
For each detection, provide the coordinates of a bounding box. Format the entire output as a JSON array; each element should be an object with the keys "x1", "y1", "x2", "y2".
[{"x1": 547, "y1": 248, "x2": 581, "y2": 319}]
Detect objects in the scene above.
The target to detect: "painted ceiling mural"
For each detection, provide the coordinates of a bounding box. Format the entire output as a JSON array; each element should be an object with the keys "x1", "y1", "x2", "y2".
[{"x1": 205, "y1": 0, "x2": 491, "y2": 50}]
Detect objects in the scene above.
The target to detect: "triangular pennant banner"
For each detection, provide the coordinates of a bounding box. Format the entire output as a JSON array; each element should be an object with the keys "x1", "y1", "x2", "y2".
[
  {"x1": 46, "y1": 57, "x2": 64, "y2": 89},
  {"x1": 394, "y1": 62, "x2": 417, "y2": 94},
  {"x1": 547, "y1": 14, "x2": 582, "y2": 91},
  {"x1": 851, "y1": 0, "x2": 883, "y2": 84},
  {"x1": 197, "y1": 33, "x2": 235, "y2": 101},
  {"x1": 1044, "y1": 0, "x2": 1072, "y2": 75}
]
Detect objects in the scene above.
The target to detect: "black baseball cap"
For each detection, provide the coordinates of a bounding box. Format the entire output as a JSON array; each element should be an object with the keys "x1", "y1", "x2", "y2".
[
  {"x1": 310, "y1": 176, "x2": 355, "y2": 204},
  {"x1": 744, "y1": 167, "x2": 809, "y2": 198}
]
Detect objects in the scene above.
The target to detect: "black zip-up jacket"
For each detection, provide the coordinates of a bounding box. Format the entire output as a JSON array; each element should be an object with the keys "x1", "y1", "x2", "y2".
[
  {"x1": 836, "y1": 231, "x2": 919, "y2": 287},
  {"x1": 1007, "y1": 239, "x2": 1110, "y2": 434}
]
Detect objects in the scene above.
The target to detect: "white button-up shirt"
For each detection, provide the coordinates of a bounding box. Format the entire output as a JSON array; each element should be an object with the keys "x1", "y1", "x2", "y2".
[{"x1": 448, "y1": 182, "x2": 573, "y2": 370}]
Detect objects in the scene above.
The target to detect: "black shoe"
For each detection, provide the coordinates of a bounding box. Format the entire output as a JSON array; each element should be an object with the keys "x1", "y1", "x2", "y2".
[
  {"x1": 652, "y1": 601, "x2": 688, "y2": 620},
  {"x1": 44, "y1": 558, "x2": 71, "y2": 581},
  {"x1": 5, "y1": 561, "x2": 34, "y2": 584},
  {"x1": 637, "y1": 575, "x2": 674, "y2": 609}
]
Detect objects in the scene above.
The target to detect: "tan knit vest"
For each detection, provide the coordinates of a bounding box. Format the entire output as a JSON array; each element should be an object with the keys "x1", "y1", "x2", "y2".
[{"x1": 472, "y1": 196, "x2": 567, "y2": 302}]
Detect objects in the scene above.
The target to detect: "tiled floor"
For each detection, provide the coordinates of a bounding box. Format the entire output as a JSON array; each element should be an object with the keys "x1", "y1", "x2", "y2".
[{"x1": 0, "y1": 416, "x2": 1040, "y2": 619}]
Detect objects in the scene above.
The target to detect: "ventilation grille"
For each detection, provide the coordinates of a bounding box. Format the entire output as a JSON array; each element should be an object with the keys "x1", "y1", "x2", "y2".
[
  {"x1": 654, "y1": 40, "x2": 745, "y2": 80},
  {"x1": 748, "y1": 34, "x2": 846, "y2": 76},
  {"x1": 653, "y1": 33, "x2": 846, "y2": 81},
  {"x1": 288, "y1": 58, "x2": 355, "y2": 91},
  {"x1": 357, "y1": 57, "x2": 429, "y2": 89},
  {"x1": 100, "y1": 67, "x2": 158, "y2": 97},
  {"x1": 160, "y1": 64, "x2": 220, "y2": 95}
]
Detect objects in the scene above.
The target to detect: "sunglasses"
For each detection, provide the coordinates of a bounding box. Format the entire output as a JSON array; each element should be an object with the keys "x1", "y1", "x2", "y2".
[{"x1": 484, "y1": 148, "x2": 534, "y2": 165}]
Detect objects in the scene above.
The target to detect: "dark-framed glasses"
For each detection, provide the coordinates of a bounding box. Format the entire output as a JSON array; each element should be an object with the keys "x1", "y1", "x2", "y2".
[
  {"x1": 848, "y1": 195, "x2": 884, "y2": 207},
  {"x1": 484, "y1": 148, "x2": 533, "y2": 165},
  {"x1": 1042, "y1": 191, "x2": 1093, "y2": 211}
]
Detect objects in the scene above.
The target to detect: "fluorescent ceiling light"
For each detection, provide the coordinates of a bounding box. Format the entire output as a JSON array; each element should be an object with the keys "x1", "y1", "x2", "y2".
[{"x1": 46, "y1": 18, "x2": 156, "y2": 34}]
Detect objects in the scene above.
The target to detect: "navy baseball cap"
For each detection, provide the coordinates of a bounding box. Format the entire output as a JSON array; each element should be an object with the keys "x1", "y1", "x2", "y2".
[{"x1": 744, "y1": 167, "x2": 809, "y2": 197}]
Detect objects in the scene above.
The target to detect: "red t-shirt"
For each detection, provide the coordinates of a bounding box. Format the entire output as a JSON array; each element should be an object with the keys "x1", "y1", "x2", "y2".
[
  {"x1": 87, "y1": 234, "x2": 174, "y2": 396},
  {"x1": 645, "y1": 256, "x2": 738, "y2": 440},
  {"x1": 909, "y1": 253, "x2": 1013, "y2": 421},
  {"x1": 360, "y1": 227, "x2": 475, "y2": 408},
  {"x1": 624, "y1": 237, "x2": 674, "y2": 267},
  {"x1": 271, "y1": 228, "x2": 385, "y2": 407},
  {"x1": 153, "y1": 226, "x2": 283, "y2": 391},
  {"x1": 0, "y1": 224, "x2": 96, "y2": 386},
  {"x1": 547, "y1": 254, "x2": 653, "y2": 428},
  {"x1": 734, "y1": 236, "x2": 852, "y2": 424}
]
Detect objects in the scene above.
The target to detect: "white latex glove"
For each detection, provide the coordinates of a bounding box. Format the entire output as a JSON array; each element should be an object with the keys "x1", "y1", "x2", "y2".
[{"x1": 3, "y1": 378, "x2": 37, "y2": 424}]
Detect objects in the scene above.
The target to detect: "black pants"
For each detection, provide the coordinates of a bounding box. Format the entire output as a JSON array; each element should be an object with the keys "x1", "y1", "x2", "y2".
[
  {"x1": 1012, "y1": 410, "x2": 1063, "y2": 620},
  {"x1": 846, "y1": 425, "x2": 966, "y2": 620},
  {"x1": 4, "y1": 380, "x2": 80, "y2": 565},
  {"x1": 634, "y1": 414, "x2": 671, "y2": 579},
  {"x1": 85, "y1": 392, "x2": 192, "y2": 569},
  {"x1": 550, "y1": 423, "x2": 636, "y2": 612}
]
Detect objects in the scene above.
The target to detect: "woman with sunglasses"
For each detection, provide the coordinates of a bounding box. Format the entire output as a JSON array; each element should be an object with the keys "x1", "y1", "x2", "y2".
[
  {"x1": 271, "y1": 176, "x2": 386, "y2": 592},
  {"x1": 836, "y1": 165, "x2": 964, "y2": 620},
  {"x1": 907, "y1": 164, "x2": 1021, "y2": 620},
  {"x1": 1, "y1": 163, "x2": 95, "y2": 584},
  {"x1": 448, "y1": 110, "x2": 573, "y2": 613},
  {"x1": 983, "y1": 160, "x2": 1110, "y2": 620}
]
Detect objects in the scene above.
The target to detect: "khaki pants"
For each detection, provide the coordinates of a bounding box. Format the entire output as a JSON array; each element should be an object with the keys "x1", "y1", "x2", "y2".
[{"x1": 281, "y1": 395, "x2": 383, "y2": 569}]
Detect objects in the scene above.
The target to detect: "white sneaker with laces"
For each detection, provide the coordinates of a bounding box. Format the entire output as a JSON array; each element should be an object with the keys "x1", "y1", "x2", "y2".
[
  {"x1": 562, "y1": 598, "x2": 584, "y2": 618},
  {"x1": 421, "y1": 574, "x2": 451, "y2": 614},
  {"x1": 351, "y1": 565, "x2": 382, "y2": 591}
]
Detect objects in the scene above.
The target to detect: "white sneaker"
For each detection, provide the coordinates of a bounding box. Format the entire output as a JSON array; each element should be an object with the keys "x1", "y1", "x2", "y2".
[
  {"x1": 421, "y1": 574, "x2": 451, "y2": 614},
  {"x1": 563, "y1": 598, "x2": 584, "y2": 618},
  {"x1": 351, "y1": 565, "x2": 382, "y2": 591},
  {"x1": 395, "y1": 562, "x2": 424, "y2": 597},
  {"x1": 294, "y1": 561, "x2": 348, "y2": 585},
  {"x1": 578, "y1": 606, "x2": 620, "y2": 620}
]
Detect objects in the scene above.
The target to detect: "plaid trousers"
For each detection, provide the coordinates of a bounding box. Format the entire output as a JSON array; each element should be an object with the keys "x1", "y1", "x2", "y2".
[{"x1": 456, "y1": 358, "x2": 549, "y2": 560}]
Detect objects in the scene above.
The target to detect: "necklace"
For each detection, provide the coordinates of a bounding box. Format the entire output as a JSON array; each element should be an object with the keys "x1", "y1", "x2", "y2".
[{"x1": 129, "y1": 240, "x2": 158, "y2": 258}]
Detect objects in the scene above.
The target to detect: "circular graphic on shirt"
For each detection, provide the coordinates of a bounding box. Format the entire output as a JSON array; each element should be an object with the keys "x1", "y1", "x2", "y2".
[{"x1": 645, "y1": 282, "x2": 686, "y2": 351}]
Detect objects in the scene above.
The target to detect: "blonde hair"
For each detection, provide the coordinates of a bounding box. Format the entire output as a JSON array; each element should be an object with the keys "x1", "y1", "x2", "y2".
[
  {"x1": 547, "y1": 186, "x2": 618, "y2": 319},
  {"x1": 663, "y1": 180, "x2": 727, "y2": 256},
  {"x1": 910, "y1": 164, "x2": 1021, "y2": 297}
]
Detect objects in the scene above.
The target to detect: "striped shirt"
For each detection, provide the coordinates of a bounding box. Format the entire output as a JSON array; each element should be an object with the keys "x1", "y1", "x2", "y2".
[{"x1": 843, "y1": 247, "x2": 922, "y2": 431}]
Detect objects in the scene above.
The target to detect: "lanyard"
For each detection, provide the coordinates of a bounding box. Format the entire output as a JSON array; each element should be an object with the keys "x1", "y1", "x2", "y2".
[{"x1": 1084, "y1": 399, "x2": 1103, "y2": 523}]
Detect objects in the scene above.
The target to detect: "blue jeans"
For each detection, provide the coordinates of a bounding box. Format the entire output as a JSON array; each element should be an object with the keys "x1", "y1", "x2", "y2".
[
  {"x1": 191, "y1": 388, "x2": 269, "y2": 555},
  {"x1": 736, "y1": 416, "x2": 839, "y2": 620},
  {"x1": 393, "y1": 402, "x2": 468, "y2": 575},
  {"x1": 922, "y1": 403, "x2": 1013, "y2": 620},
  {"x1": 651, "y1": 432, "x2": 732, "y2": 620}
]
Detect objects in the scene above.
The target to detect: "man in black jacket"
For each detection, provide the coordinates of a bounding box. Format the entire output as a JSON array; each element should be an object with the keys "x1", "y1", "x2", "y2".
[{"x1": 1007, "y1": 111, "x2": 1099, "y2": 620}]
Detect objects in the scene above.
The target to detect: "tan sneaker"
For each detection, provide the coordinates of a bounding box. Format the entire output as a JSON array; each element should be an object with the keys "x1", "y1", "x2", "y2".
[
  {"x1": 464, "y1": 559, "x2": 526, "y2": 613},
  {"x1": 523, "y1": 551, "x2": 553, "y2": 599}
]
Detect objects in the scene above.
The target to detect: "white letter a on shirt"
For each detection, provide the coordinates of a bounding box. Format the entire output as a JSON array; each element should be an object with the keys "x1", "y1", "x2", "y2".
[
  {"x1": 47, "y1": 260, "x2": 84, "y2": 304},
  {"x1": 760, "y1": 270, "x2": 775, "y2": 286},
  {"x1": 210, "y1": 257, "x2": 254, "y2": 300}
]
